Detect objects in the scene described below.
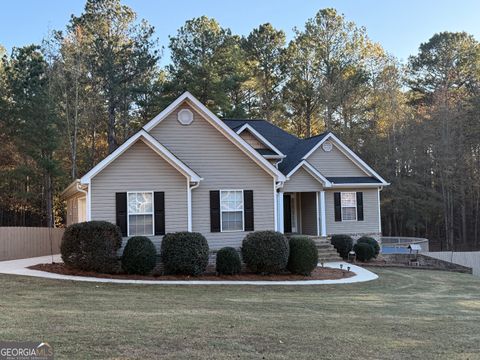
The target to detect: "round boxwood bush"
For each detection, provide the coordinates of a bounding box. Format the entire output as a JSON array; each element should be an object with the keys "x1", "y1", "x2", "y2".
[
  {"x1": 357, "y1": 236, "x2": 380, "y2": 258},
  {"x1": 160, "y1": 232, "x2": 209, "y2": 275},
  {"x1": 216, "y1": 247, "x2": 241, "y2": 275},
  {"x1": 287, "y1": 236, "x2": 319, "y2": 276},
  {"x1": 354, "y1": 242, "x2": 375, "y2": 262},
  {"x1": 330, "y1": 234, "x2": 354, "y2": 259},
  {"x1": 61, "y1": 221, "x2": 122, "y2": 273},
  {"x1": 241, "y1": 230, "x2": 289, "y2": 274},
  {"x1": 121, "y1": 236, "x2": 157, "y2": 275}
]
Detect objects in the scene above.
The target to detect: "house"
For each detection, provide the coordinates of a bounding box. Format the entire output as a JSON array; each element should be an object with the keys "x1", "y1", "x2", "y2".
[{"x1": 61, "y1": 92, "x2": 389, "y2": 250}]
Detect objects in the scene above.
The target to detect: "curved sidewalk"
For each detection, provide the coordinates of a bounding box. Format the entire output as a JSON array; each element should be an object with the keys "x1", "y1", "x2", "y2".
[{"x1": 0, "y1": 255, "x2": 378, "y2": 286}]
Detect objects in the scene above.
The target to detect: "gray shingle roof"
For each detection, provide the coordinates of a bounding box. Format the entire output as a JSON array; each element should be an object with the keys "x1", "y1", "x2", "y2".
[
  {"x1": 223, "y1": 119, "x2": 329, "y2": 176},
  {"x1": 327, "y1": 177, "x2": 381, "y2": 184}
]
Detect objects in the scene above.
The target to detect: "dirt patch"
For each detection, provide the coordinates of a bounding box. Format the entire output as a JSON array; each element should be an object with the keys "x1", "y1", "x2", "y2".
[{"x1": 29, "y1": 263, "x2": 354, "y2": 281}]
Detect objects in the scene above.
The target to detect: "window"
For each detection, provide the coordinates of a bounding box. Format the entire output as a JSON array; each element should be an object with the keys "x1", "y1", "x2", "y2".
[
  {"x1": 220, "y1": 190, "x2": 244, "y2": 231},
  {"x1": 127, "y1": 192, "x2": 154, "y2": 236},
  {"x1": 341, "y1": 192, "x2": 357, "y2": 221}
]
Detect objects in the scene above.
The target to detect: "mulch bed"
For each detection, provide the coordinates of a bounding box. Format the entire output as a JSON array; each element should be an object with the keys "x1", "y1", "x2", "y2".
[{"x1": 29, "y1": 263, "x2": 354, "y2": 281}]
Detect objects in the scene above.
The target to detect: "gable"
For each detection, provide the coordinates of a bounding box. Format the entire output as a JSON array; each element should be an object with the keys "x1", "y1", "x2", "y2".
[
  {"x1": 307, "y1": 142, "x2": 369, "y2": 177},
  {"x1": 148, "y1": 103, "x2": 277, "y2": 181},
  {"x1": 239, "y1": 129, "x2": 268, "y2": 149},
  {"x1": 283, "y1": 167, "x2": 323, "y2": 192},
  {"x1": 143, "y1": 92, "x2": 285, "y2": 181},
  {"x1": 94, "y1": 140, "x2": 187, "y2": 182}
]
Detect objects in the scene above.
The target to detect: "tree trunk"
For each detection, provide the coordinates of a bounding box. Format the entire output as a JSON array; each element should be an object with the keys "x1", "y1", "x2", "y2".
[{"x1": 107, "y1": 99, "x2": 116, "y2": 154}]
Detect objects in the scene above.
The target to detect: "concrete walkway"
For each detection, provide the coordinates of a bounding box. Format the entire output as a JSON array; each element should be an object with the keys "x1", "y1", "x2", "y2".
[{"x1": 0, "y1": 255, "x2": 378, "y2": 286}]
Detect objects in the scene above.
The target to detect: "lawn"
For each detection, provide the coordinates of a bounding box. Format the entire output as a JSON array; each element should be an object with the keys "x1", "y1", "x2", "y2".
[{"x1": 0, "y1": 268, "x2": 479, "y2": 359}]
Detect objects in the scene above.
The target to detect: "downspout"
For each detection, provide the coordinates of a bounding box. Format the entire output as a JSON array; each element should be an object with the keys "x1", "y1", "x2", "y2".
[{"x1": 188, "y1": 181, "x2": 201, "y2": 232}]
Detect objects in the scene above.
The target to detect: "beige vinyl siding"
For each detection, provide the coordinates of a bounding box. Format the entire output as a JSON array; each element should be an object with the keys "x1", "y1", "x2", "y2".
[
  {"x1": 325, "y1": 188, "x2": 380, "y2": 235},
  {"x1": 90, "y1": 139, "x2": 188, "y2": 251},
  {"x1": 283, "y1": 167, "x2": 323, "y2": 192},
  {"x1": 239, "y1": 130, "x2": 267, "y2": 149},
  {"x1": 149, "y1": 102, "x2": 275, "y2": 249},
  {"x1": 65, "y1": 193, "x2": 85, "y2": 226},
  {"x1": 307, "y1": 143, "x2": 368, "y2": 177},
  {"x1": 300, "y1": 192, "x2": 317, "y2": 236}
]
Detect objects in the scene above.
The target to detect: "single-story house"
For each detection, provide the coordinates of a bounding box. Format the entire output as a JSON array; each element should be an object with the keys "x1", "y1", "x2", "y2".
[{"x1": 61, "y1": 92, "x2": 389, "y2": 250}]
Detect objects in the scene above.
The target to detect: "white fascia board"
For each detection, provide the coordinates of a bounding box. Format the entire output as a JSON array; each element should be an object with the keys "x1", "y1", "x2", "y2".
[
  {"x1": 301, "y1": 132, "x2": 389, "y2": 185},
  {"x1": 142, "y1": 91, "x2": 286, "y2": 182},
  {"x1": 236, "y1": 123, "x2": 286, "y2": 158},
  {"x1": 330, "y1": 183, "x2": 390, "y2": 188},
  {"x1": 80, "y1": 130, "x2": 202, "y2": 184},
  {"x1": 263, "y1": 155, "x2": 286, "y2": 159},
  {"x1": 286, "y1": 160, "x2": 332, "y2": 188}
]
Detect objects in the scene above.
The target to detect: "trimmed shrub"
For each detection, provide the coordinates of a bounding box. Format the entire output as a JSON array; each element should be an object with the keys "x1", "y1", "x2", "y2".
[
  {"x1": 61, "y1": 221, "x2": 122, "y2": 273},
  {"x1": 216, "y1": 247, "x2": 241, "y2": 275},
  {"x1": 354, "y1": 242, "x2": 375, "y2": 262},
  {"x1": 121, "y1": 236, "x2": 157, "y2": 275},
  {"x1": 287, "y1": 236, "x2": 319, "y2": 276},
  {"x1": 241, "y1": 230, "x2": 289, "y2": 274},
  {"x1": 330, "y1": 235, "x2": 354, "y2": 259},
  {"x1": 357, "y1": 236, "x2": 380, "y2": 258},
  {"x1": 160, "y1": 232, "x2": 209, "y2": 275}
]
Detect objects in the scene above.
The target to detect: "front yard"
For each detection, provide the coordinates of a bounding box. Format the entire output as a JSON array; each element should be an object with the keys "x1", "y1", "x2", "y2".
[{"x1": 0, "y1": 268, "x2": 479, "y2": 359}]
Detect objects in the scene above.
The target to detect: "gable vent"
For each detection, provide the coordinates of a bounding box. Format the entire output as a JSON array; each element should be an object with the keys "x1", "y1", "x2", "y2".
[{"x1": 178, "y1": 109, "x2": 194, "y2": 125}]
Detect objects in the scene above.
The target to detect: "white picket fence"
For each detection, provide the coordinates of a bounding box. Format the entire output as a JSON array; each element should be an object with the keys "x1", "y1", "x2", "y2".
[{"x1": 423, "y1": 251, "x2": 480, "y2": 276}]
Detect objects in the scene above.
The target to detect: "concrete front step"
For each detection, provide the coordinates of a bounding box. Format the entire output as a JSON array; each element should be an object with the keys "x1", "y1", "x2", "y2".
[{"x1": 308, "y1": 236, "x2": 343, "y2": 262}]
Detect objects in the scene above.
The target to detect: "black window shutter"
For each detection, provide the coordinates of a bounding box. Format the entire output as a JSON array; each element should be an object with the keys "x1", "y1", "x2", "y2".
[
  {"x1": 115, "y1": 192, "x2": 127, "y2": 236},
  {"x1": 356, "y1": 192, "x2": 364, "y2": 221},
  {"x1": 334, "y1": 192, "x2": 342, "y2": 222},
  {"x1": 210, "y1": 190, "x2": 220, "y2": 232},
  {"x1": 154, "y1": 192, "x2": 165, "y2": 235},
  {"x1": 244, "y1": 190, "x2": 254, "y2": 231}
]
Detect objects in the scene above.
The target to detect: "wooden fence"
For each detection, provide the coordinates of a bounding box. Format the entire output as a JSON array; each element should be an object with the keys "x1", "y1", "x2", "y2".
[
  {"x1": 0, "y1": 227, "x2": 64, "y2": 261},
  {"x1": 423, "y1": 251, "x2": 480, "y2": 276}
]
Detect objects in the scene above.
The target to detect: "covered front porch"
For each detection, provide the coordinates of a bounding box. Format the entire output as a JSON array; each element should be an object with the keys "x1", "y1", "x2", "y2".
[{"x1": 276, "y1": 191, "x2": 326, "y2": 237}]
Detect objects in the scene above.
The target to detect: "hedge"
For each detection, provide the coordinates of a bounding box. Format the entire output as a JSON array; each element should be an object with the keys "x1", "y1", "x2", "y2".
[
  {"x1": 61, "y1": 221, "x2": 122, "y2": 273},
  {"x1": 121, "y1": 236, "x2": 157, "y2": 275},
  {"x1": 330, "y1": 234, "x2": 354, "y2": 259},
  {"x1": 241, "y1": 230, "x2": 289, "y2": 274},
  {"x1": 216, "y1": 247, "x2": 241, "y2": 275},
  {"x1": 160, "y1": 232, "x2": 209, "y2": 275},
  {"x1": 287, "y1": 236, "x2": 318, "y2": 276}
]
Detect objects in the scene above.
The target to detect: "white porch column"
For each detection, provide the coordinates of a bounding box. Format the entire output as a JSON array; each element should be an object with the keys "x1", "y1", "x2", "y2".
[
  {"x1": 320, "y1": 191, "x2": 326, "y2": 236},
  {"x1": 277, "y1": 191, "x2": 284, "y2": 233},
  {"x1": 316, "y1": 192, "x2": 320, "y2": 236}
]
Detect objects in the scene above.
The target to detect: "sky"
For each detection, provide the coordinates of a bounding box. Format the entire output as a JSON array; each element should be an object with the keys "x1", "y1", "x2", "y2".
[{"x1": 1, "y1": 0, "x2": 479, "y2": 65}]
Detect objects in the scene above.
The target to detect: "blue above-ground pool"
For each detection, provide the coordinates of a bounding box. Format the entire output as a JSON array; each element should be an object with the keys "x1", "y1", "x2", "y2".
[{"x1": 381, "y1": 246, "x2": 409, "y2": 254}]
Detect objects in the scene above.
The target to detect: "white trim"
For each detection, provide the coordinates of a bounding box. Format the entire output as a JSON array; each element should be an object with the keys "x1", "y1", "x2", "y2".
[
  {"x1": 142, "y1": 91, "x2": 286, "y2": 182},
  {"x1": 187, "y1": 179, "x2": 192, "y2": 232},
  {"x1": 286, "y1": 160, "x2": 332, "y2": 188},
  {"x1": 316, "y1": 192, "x2": 320, "y2": 236},
  {"x1": 301, "y1": 133, "x2": 389, "y2": 185},
  {"x1": 340, "y1": 192, "x2": 357, "y2": 222},
  {"x1": 330, "y1": 183, "x2": 387, "y2": 188},
  {"x1": 219, "y1": 189, "x2": 245, "y2": 232},
  {"x1": 320, "y1": 191, "x2": 326, "y2": 236},
  {"x1": 273, "y1": 180, "x2": 278, "y2": 232},
  {"x1": 126, "y1": 191, "x2": 155, "y2": 237},
  {"x1": 80, "y1": 130, "x2": 202, "y2": 185},
  {"x1": 77, "y1": 197, "x2": 87, "y2": 223},
  {"x1": 277, "y1": 191, "x2": 284, "y2": 233},
  {"x1": 236, "y1": 123, "x2": 286, "y2": 158},
  {"x1": 86, "y1": 186, "x2": 91, "y2": 221},
  {"x1": 377, "y1": 187, "x2": 382, "y2": 233}
]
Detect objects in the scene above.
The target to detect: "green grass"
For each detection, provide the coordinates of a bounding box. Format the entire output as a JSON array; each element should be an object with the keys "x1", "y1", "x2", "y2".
[{"x1": 0, "y1": 268, "x2": 480, "y2": 359}]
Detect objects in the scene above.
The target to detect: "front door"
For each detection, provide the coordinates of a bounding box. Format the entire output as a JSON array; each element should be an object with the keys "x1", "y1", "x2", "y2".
[{"x1": 283, "y1": 194, "x2": 292, "y2": 233}]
